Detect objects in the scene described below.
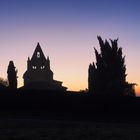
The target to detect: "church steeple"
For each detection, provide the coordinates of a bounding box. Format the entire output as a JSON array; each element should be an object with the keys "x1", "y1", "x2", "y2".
[
  {"x1": 37, "y1": 42, "x2": 40, "y2": 46},
  {"x1": 31, "y1": 42, "x2": 46, "y2": 62},
  {"x1": 23, "y1": 43, "x2": 67, "y2": 91}
]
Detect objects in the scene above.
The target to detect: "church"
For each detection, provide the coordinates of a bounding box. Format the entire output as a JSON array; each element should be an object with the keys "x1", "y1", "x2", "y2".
[{"x1": 23, "y1": 43, "x2": 67, "y2": 91}]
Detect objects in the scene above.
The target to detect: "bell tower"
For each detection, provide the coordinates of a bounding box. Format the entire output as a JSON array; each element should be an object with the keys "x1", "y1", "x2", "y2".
[
  {"x1": 23, "y1": 43, "x2": 53, "y2": 86},
  {"x1": 23, "y1": 43, "x2": 67, "y2": 91}
]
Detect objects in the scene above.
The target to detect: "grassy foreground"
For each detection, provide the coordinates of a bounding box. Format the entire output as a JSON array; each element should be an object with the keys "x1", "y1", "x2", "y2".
[
  {"x1": 0, "y1": 90, "x2": 140, "y2": 139},
  {"x1": 0, "y1": 117, "x2": 140, "y2": 140}
]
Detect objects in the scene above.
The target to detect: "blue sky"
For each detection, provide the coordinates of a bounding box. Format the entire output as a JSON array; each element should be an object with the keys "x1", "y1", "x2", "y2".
[{"x1": 0, "y1": 0, "x2": 140, "y2": 94}]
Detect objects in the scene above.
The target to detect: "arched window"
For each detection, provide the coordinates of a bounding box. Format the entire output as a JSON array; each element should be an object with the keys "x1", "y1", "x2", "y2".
[
  {"x1": 37, "y1": 52, "x2": 40, "y2": 58},
  {"x1": 32, "y1": 66, "x2": 37, "y2": 69},
  {"x1": 40, "y1": 66, "x2": 45, "y2": 69}
]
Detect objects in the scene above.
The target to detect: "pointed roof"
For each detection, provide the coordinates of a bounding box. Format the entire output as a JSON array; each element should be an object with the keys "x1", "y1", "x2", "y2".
[
  {"x1": 31, "y1": 42, "x2": 46, "y2": 61},
  {"x1": 47, "y1": 56, "x2": 50, "y2": 61}
]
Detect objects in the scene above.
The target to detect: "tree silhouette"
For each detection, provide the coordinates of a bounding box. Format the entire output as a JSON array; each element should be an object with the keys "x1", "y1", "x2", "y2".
[
  {"x1": 0, "y1": 77, "x2": 8, "y2": 89},
  {"x1": 7, "y1": 61, "x2": 18, "y2": 89},
  {"x1": 88, "y1": 36, "x2": 136, "y2": 96}
]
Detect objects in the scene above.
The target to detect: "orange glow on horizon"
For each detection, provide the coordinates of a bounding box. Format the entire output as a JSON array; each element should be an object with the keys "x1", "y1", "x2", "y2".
[{"x1": 135, "y1": 86, "x2": 140, "y2": 96}]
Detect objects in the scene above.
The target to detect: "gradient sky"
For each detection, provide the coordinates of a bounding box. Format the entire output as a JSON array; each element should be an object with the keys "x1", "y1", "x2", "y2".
[{"x1": 0, "y1": 0, "x2": 140, "y2": 95}]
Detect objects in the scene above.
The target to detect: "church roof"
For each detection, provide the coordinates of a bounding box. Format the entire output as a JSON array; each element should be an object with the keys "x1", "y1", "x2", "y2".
[{"x1": 31, "y1": 43, "x2": 46, "y2": 62}]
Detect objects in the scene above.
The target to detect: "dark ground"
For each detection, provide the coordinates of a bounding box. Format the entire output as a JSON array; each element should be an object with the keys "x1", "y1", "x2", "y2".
[
  {"x1": 0, "y1": 89, "x2": 140, "y2": 139},
  {"x1": 0, "y1": 116, "x2": 140, "y2": 140}
]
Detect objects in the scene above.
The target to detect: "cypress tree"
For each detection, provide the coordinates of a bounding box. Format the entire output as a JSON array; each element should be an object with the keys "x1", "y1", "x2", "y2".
[
  {"x1": 88, "y1": 36, "x2": 136, "y2": 96},
  {"x1": 7, "y1": 61, "x2": 18, "y2": 89}
]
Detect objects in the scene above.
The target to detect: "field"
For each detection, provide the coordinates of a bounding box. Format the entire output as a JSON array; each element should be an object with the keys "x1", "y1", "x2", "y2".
[
  {"x1": 0, "y1": 116, "x2": 140, "y2": 140},
  {"x1": 0, "y1": 90, "x2": 140, "y2": 139}
]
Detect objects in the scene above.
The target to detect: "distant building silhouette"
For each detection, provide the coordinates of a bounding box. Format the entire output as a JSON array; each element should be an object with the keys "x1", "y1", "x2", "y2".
[{"x1": 23, "y1": 43, "x2": 67, "y2": 91}]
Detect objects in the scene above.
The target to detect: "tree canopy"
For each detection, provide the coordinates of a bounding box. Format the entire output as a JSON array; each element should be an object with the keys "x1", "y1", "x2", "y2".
[{"x1": 88, "y1": 36, "x2": 136, "y2": 96}]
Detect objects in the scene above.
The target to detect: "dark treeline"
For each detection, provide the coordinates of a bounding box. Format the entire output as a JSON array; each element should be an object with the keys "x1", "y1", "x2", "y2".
[{"x1": 0, "y1": 89, "x2": 139, "y2": 121}]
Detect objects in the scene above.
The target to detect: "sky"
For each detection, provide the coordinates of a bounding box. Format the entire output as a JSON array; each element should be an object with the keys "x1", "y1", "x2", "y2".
[{"x1": 0, "y1": 0, "x2": 140, "y2": 95}]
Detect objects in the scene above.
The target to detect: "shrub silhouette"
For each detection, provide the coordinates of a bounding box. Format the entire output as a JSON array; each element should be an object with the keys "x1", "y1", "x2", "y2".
[
  {"x1": 7, "y1": 61, "x2": 18, "y2": 89},
  {"x1": 88, "y1": 36, "x2": 136, "y2": 96},
  {"x1": 0, "y1": 77, "x2": 8, "y2": 89}
]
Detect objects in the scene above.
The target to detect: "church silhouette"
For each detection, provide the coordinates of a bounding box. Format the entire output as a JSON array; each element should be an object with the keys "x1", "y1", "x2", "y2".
[{"x1": 23, "y1": 43, "x2": 67, "y2": 91}]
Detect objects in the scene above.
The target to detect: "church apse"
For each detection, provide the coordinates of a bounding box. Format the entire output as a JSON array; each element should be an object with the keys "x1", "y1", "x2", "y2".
[{"x1": 23, "y1": 43, "x2": 67, "y2": 91}]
